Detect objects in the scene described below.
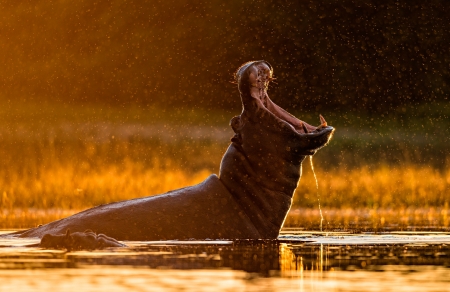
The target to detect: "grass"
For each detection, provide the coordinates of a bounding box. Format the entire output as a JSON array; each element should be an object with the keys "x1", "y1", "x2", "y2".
[
  {"x1": 0, "y1": 100, "x2": 449, "y2": 230},
  {"x1": 299, "y1": 162, "x2": 450, "y2": 209}
]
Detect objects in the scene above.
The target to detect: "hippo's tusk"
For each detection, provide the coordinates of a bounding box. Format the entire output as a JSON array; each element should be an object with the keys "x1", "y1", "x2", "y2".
[
  {"x1": 301, "y1": 122, "x2": 309, "y2": 134},
  {"x1": 319, "y1": 114, "x2": 327, "y2": 127}
]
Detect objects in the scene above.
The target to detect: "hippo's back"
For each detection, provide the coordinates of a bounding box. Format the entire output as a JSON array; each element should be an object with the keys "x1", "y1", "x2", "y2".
[{"x1": 19, "y1": 175, "x2": 260, "y2": 240}]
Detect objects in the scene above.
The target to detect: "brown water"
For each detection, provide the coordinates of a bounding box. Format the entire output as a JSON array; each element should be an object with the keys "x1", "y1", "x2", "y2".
[{"x1": 1, "y1": 230, "x2": 450, "y2": 291}]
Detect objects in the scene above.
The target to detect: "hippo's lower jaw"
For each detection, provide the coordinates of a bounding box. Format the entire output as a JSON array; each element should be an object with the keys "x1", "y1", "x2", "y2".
[
  {"x1": 299, "y1": 126, "x2": 335, "y2": 156},
  {"x1": 5, "y1": 60, "x2": 334, "y2": 242}
]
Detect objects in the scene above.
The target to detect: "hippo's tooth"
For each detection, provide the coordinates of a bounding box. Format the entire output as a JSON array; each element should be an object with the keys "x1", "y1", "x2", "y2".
[
  {"x1": 301, "y1": 122, "x2": 309, "y2": 134},
  {"x1": 319, "y1": 114, "x2": 327, "y2": 127}
]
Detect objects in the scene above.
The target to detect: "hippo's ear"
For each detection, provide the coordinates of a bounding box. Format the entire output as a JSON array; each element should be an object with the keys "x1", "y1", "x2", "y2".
[
  {"x1": 64, "y1": 229, "x2": 74, "y2": 243},
  {"x1": 230, "y1": 116, "x2": 244, "y2": 133}
]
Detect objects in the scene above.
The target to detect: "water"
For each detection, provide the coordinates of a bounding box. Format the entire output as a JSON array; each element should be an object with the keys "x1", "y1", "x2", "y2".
[
  {"x1": 1, "y1": 230, "x2": 449, "y2": 291},
  {"x1": 309, "y1": 156, "x2": 324, "y2": 232}
]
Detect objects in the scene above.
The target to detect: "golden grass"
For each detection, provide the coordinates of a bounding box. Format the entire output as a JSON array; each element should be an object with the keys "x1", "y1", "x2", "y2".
[
  {"x1": 1, "y1": 161, "x2": 211, "y2": 210},
  {"x1": 297, "y1": 164, "x2": 450, "y2": 209}
]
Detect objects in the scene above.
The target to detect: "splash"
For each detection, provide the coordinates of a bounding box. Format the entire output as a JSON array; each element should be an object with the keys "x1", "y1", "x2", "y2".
[{"x1": 309, "y1": 156, "x2": 324, "y2": 232}]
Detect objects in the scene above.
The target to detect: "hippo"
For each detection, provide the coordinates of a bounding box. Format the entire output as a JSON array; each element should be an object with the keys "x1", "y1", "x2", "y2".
[{"x1": 6, "y1": 60, "x2": 334, "y2": 241}]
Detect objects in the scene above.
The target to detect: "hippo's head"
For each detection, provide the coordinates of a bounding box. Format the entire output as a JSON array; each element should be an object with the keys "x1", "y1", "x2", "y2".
[
  {"x1": 219, "y1": 60, "x2": 335, "y2": 238},
  {"x1": 233, "y1": 60, "x2": 334, "y2": 161}
]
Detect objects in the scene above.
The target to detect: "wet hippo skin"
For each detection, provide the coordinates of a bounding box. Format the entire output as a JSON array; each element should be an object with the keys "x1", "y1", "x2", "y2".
[{"x1": 11, "y1": 61, "x2": 334, "y2": 241}]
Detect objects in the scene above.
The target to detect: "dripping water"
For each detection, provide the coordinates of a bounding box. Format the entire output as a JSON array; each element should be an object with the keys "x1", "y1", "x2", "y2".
[{"x1": 309, "y1": 156, "x2": 324, "y2": 232}]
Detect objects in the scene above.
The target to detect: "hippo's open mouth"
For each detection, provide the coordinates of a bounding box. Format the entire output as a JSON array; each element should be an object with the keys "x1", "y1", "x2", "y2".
[{"x1": 245, "y1": 61, "x2": 335, "y2": 151}]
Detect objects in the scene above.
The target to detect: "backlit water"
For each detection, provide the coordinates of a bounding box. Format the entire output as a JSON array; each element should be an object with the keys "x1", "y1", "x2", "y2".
[
  {"x1": 1, "y1": 230, "x2": 449, "y2": 291},
  {"x1": 309, "y1": 156, "x2": 324, "y2": 232}
]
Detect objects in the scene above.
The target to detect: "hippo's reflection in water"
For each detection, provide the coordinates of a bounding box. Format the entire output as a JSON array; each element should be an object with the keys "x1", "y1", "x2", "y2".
[
  {"x1": 1, "y1": 234, "x2": 449, "y2": 291},
  {"x1": 1, "y1": 237, "x2": 449, "y2": 274}
]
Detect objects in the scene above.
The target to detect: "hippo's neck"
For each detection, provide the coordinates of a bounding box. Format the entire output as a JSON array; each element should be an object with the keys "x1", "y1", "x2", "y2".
[
  {"x1": 219, "y1": 142, "x2": 305, "y2": 238},
  {"x1": 219, "y1": 103, "x2": 307, "y2": 238}
]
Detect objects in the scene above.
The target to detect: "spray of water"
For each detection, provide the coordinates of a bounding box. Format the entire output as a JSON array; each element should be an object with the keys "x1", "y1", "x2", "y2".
[{"x1": 309, "y1": 156, "x2": 324, "y2": 232}]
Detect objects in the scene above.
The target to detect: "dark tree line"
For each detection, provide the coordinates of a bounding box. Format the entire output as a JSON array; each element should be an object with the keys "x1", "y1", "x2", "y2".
[{"x1": 1, "y1": 0, "x2": 448, "y2": 112}]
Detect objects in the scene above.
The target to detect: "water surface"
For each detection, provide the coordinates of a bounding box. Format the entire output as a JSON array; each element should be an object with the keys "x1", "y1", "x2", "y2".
[{"x1": 1, "y1": 230, "x2": 449, "y2": 291}]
